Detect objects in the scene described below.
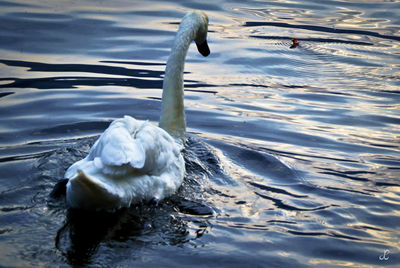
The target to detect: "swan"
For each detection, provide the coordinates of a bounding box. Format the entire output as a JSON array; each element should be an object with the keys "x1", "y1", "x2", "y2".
[{"x1": 63, "y1": 10, "x2": 210, "y2": 210}]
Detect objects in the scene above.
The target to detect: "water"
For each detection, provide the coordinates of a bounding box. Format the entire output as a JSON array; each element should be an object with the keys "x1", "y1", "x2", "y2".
[{"x1": 0, "y1": 0, "x2": 399, "y2": 267}]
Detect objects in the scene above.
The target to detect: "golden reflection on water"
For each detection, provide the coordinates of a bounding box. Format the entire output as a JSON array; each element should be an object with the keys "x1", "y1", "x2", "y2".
[
  {"x1": 309, "y1": 259, "x2": 371, "y2": 267},
  {"x1": 0, "y1": 1, "x2": 399, "y2": 266}
]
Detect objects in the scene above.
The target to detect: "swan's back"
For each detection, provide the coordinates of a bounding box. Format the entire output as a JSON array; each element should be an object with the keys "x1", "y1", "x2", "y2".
[{"x1": 65, "y1": 116, "x2": 185, "y2": 210}]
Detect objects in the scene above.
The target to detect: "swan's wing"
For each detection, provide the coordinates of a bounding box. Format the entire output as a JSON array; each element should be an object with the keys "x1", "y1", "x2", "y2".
[
  {"x1": 94, "y1": 123, "x2": 145, "y2": 169},
  {"x1": 134, "y1": 123, "x2": 183, "y2": 174}
]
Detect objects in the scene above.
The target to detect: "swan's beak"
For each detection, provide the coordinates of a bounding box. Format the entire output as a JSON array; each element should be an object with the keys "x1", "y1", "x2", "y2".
[{"x1": 196, "y1": 40, "x2": 210, "y2": 57}]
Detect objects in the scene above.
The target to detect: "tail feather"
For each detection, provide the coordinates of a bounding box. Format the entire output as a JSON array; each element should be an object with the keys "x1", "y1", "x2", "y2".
[{"x1": 66, "y1": 171, "x2": 120, "y2": 210}]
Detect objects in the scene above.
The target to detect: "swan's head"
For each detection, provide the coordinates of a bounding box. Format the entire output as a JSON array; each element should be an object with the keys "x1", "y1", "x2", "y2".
[{"x1": 191, "y1": 10, "x2": 210, "y2": 57}]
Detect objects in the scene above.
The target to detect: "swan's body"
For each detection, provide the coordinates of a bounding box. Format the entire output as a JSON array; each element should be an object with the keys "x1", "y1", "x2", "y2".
[{"x1": 64, "y1": 10, "x2": 209, "y2": 210}]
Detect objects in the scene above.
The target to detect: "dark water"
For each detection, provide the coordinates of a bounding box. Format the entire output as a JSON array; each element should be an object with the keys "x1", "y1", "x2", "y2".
[{"x1": 1, "y1": 0, "x2": 399, "y2": 267}]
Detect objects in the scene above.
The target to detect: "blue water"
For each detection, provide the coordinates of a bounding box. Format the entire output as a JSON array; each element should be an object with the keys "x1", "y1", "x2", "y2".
[{"x1": 0, "y1": 0, "x2": 399, "y2": 267}]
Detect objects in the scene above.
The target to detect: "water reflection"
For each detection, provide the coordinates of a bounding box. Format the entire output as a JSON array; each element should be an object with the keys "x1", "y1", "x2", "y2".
[
  {"x1": 55, "y1": 205, "x2": 188, "y2": 266},
  {"x1": 0, "y1": 0, "x2": 400, "y2": 267}
]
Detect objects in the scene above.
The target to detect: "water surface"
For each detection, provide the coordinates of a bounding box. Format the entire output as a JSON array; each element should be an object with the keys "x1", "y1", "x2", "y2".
[{"x1": 0, "y1": 0, "x2": 399, "y2": 267}]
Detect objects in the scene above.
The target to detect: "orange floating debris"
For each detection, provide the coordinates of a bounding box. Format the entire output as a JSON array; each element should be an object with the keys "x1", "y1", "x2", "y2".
[{"x1": 290, "y1": 39, "x2": 299, "y2": 49}]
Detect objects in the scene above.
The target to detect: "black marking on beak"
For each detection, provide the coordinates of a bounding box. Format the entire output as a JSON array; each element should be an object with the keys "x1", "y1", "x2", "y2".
[{"x1": 196, "y1": 40, "x2": 210, "y2": 57}]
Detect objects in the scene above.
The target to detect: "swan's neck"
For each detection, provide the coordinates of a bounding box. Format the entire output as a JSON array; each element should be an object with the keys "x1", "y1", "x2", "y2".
[{"x1": 159, "y1": 18, "x2": 197, "y2": 144}]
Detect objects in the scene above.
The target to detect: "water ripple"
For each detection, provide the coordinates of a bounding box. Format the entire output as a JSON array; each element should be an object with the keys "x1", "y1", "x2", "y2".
[
  {"x1": 244, "y1": 21, "x2": 400, "y2": 42},
  {"x1": 0, "y1": 0, "x2": 399, "y2": 267}
]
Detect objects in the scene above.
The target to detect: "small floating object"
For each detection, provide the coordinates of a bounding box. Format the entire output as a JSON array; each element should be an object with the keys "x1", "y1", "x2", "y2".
[{"x1": 290, "y1": 39, "x2": 299, "y2": 49}]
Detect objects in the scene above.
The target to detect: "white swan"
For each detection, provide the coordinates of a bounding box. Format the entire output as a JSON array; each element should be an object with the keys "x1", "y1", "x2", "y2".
[{"x1": 64, "y1": 10, "x2": 210, "y2": 210}]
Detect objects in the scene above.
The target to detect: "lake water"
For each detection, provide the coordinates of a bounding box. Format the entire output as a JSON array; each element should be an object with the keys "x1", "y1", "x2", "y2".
[{"x1": 0, "y1": 0, "x2": 399, "y2": 267}]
